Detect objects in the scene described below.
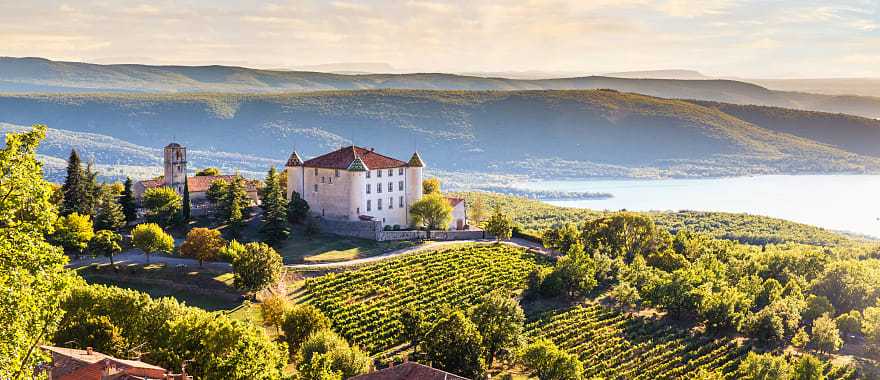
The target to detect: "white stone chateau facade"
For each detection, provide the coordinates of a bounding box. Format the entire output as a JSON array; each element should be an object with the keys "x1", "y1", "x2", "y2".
[{"x1": 285, "y1": 146, "x2": 467, "y2": 230}]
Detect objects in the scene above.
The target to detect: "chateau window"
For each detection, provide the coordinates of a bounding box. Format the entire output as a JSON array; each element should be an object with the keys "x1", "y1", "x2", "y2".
[
  {"x1": 367, "y1": 200, "x2": 371, "y2": 211},
  {"x1": 329, "y1": 176, "x2": 332, "y2": 184},
  {"x1": 378, "y1": 183, "x2": 383, "y2": 193},
  {"x1": 321, "y1": 177, "x2": 325, "y2": 183},
  {"x1": 388, "y1": 169, "x2": 393, "y2": 176},
  {"x1": 314, "y1": 168, "x2": 318, "y2": 176},
  {"x1": 357, "y1": 207, "x2": 360, "y2": 214},
  {"x1": 399, "y1": 168, "x2": 404, "y2": 175},
  {"x1": 398, "y1": 181, "x2": 404, "y2": 191},
  {"x1": 366, "y1": 184, "x2": 371, "y2": 194},
  {"x1": 377, "y1": 170, "x2": 382, "y2": 178},
  {"x1": 314, "y1": 184, "x2": 318, "y2": 192},
  {"x1": 388, "y1": 197, "x2": 393, "y2": 209},
  {"x1": 399, "y1": 196, "x2": 404, "y2": 208},
  {"x1": 335, "y1": 169, "x2": 340, "y2": 177},
  {"x1": 366, "y1": 170, "x2": 371, "y2": 178},
  {"x1": 378, "y1": 198, "x2": 383, "y2": 210}
]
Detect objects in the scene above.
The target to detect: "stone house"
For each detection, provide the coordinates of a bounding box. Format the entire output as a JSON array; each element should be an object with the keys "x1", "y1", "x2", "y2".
[
  {"x1": 133, "y1": 143, "x2": 259, "y2": 214},
  {"x1": 40, "y1": 346, "x2": 190, "y2": 380},
  {"x1": 286, "y1": 145, "x2": 457, "y2": 229}
]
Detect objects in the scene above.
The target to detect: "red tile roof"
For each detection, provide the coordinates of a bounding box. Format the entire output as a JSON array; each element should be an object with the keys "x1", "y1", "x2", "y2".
[
  {"x1": 301, "y1": 146, "x2": 408, "y2": 170},
  {"x1": 42, "y1": 346, "x2": 169, "y2": 380},
  {"x1": 351, "y1": 362, "x2": 469, "y2": 380},
  {"x1": 139, "y1": 175, "x2": 258, "y2": 193}
]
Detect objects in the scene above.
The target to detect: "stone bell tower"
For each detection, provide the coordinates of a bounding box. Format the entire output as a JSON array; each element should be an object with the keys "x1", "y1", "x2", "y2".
[{"x1": 163, "y1": 143, "x2": 187, "y2": 195}]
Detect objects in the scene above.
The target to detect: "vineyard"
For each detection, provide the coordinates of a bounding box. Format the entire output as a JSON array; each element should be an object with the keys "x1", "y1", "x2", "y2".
[
  {"x1": 528, "y1": 305, "x2": 859, "y2": 380},
  {"x1": 293, "y1": 244, "x2": 550, "y2": 354}
]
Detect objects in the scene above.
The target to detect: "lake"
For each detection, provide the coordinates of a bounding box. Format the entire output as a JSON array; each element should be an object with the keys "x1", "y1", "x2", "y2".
[{"x1": 513, "y1": 175, "x2": 880, "y2": 238}]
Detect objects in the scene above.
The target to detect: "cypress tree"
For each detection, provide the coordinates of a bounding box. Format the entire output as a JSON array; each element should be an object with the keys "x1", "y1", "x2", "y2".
[
  {"x1": 226, "y1": 175, "x2": 248, "y2": 237},
  {"x1": 120, "y1": 177, "x2": 138, "y2": 223},
  {"x1": 94, "y1": 188, "x2": 126, "y2": 231},
  {"x1": 81, "y1": 161, "x2": 101, "y2": 217},
  {"x1": 260, "y1": 167, "x2": 289, "y2": 245},
  {"x1": 182, "y1": 177, "x2": 191, "y2": 222},
  {"x1": 60, "y1": 149, "x2": 84, "y2": 216}
]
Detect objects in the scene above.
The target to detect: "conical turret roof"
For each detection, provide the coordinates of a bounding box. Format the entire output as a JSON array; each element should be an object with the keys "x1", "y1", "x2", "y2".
[
  {"x1": 286, "y1": 151, "x2": 304, "y2": 167},
  {"x1": 407, "y1": 152, "x2": 425, "y2": 167},
  {"x1": 347, "y1": 156, "x2": 369, "y2": 172}
]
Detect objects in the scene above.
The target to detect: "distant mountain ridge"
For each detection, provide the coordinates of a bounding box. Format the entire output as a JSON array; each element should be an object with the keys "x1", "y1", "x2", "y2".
[
  {"x1": 2, "y1": 89, "x2": 879, "y2": 180},
  {"x1": 3, "y1": 57, "x2": 880, "y2": 119}
]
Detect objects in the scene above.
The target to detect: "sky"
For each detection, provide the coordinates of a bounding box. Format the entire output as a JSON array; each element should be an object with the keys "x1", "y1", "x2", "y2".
[{"x1": 1, "y1": 0, "x2": 879, "y2": 78}]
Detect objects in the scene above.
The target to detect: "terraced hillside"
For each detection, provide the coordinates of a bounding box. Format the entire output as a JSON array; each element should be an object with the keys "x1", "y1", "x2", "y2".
[
  {"x1": 528, "y1": 305, "x2": 858, "y2": 380},
  {"x1": 294, "y1": 244, "x2": 549, "y2": 354}
]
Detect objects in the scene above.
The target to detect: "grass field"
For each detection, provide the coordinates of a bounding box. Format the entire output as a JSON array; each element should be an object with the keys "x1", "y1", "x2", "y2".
[{"x1": 76, "y1": 262, "x2": 241, "y2": 311}]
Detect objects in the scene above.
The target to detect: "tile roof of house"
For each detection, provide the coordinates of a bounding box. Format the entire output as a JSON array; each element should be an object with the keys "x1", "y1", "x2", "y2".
[
  {"x1": 287, "y1": 151, "x2": 304, "y2": 166},
  {"x1": 42, "y1": 346, "x2": 169, "y2": 380},
  {"x1": 139, "y1": 175, "x2": 258, "y2": 193},
  {"x1": 407, "y1": 152, "x2": 425, "y2": 168},
  {"x1": 350, "y1": 362, "x2": 469, "y2": 380},
  {"x1": 301, "y1": 146, "x2": 409, "y2": 170},
  {"x1": 446, "y1": 197, "x2": 465, "y2": 207}
]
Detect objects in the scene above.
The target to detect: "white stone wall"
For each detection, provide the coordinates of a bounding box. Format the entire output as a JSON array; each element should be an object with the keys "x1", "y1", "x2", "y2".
[
  {"x1": 363, "y1": 167, "x2": 408, "y2": 227},
  {"x1": 302, "y1": 167, "x2": 353, "y2": 220},
  {"x1": 448, "y1": 202, "x2": 467, "y2": 230}
]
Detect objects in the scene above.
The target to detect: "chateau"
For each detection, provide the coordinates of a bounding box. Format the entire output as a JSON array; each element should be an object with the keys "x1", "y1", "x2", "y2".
[
  {"x1": 133, "y1": 143, "x2": 259, "y2": 213},
  {"x1": 285, "y1": 146, "x2": 467, "y2": 230}
]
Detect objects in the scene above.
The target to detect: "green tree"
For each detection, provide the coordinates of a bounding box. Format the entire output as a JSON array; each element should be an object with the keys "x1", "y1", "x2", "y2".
[
  {"x1": 469, "y1": 193, "x2": 486, "y2": 225},
  {"x1": 206, "y1": 179, "x2": 228, "y2": 206},
  {"x1": 81, "y1": 162, "x2": 101, "y2": 218},
  {"x1": 287, "y1": 191, "x2": 310, "y2": 224},
  {"x1": 226, "y1": 176, "x2": 249, "y2": 236},
  {"x1": 94, "y1": 188, "x2": 126, "y2": 231},
  {"x1": 469, "y1": 290, "x2": 525, "y2": 366},
  {"x1": 51, "y1": 212, "x2": 95, "y2": 258},
  {"x1": 179, "y1": 228, "x2": 225, "y2": 267},
  {"x1": 835, "y1": 310, "x2": 862, "y2": 339},
  {"x1": 542, "y1": 223, "x2": 581, "y2": 253},
  {"x1": 259, "y1": 294, "x2": 290, "y2": 334},
  {"x1": 142, "y1": 187, "x2": 181, "y2": 227},
  {"x1": 863, "y1": 305, "x2": 880, "y2": 354},
  {"x1": 60, "y1": 149, "x2": 85, "y2": 216},
  {"x1": 281, "y1": 304, "x2": 331, "y2": 351},
  {"x1": 119, "y1": 177, "x2": 138, "y2": 224},
  {"x1": 811, "y1": 260, "x2": 880, "y2": 313},
  {"x1": 0, "y1": 125, "x2": 74, "y2": 379},
  {"x1": 181, "y1": 177, "x2": 191, "y2": 222},
  {"x1": 580, "y1": 212, "x2": 669, "y2": 263},
  {"x1": 195, "y1": 167, "x2": 220, "y2": 176},
  {"x1": 810, "y1": 314, "x2": 842, "y2": 354},
  {"x1": 297, "y1": 329, "x2": 372, "y2": 379},
  {"x1": 422, "y1": 177, "x2": 441, "y2": 195},
  {"x1": 218, "y1": 239, "x2": 246, "y2": 262},
  {"x1": 792, "y1": 354, "x2": 825, "y2": 380},
  {"x1": 399, "y1": 304, "x2": 427, "y2": 350},
  {"x1": 737, "y1": 352, "x2": 791, "y2": 380},
  {"x1": 423, "y1": 310, "x2": 486, "y2": 379},
  {"x1": 298, "y1": 352, "x2": 343, "y2": 380},
  {"x1": 88, "y1": 230, "x2": 123, "y2": 266},
  {"x1": 130, "y1": 223, "x2": 174, "y2": 263},
  {"x1": 231, "y1": 242, "x2": 283, "y2": 292},
  {"x1": 792, "y1": 328, "x2": 810, "y2": 349},
  {"x1": 609, "y1": 281, "x2": 641, "y2": 309},
  {"x1": 53, "y1": 315, "x2": 126, "y2": 358},
  {"x1": 409, "y1": 193, "x2": 453, "y2": 230},
  {"x1": 803, "y1": 295, "x2": 836, "y2": 323},
  {"x1": 520, "y1": 339, "x2": 584, "y2": 380},
  {"x1": 260, "y1": 167, "x2": 290, "y2": 245},
  {"x1": 484, "y1": 205, "x2": 513, "y2": 242}
]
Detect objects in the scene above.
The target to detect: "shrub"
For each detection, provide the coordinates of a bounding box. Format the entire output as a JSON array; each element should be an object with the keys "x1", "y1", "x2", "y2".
[{"x1": 130, "y1": 223, "x2": 174, "y2": 263}]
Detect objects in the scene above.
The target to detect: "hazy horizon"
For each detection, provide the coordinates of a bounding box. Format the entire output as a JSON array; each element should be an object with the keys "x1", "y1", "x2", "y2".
[{"x1": 3, "y1": 1, "x2": 879, "y2": 78}]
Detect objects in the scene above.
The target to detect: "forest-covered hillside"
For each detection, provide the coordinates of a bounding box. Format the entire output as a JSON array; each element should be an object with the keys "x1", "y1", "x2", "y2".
[
  {"x1": 2, "y1": 90, "x2": 879, "y2": 180},
  {"x1": 4, "y1": 57, "x2": 880, "y2": 118}
]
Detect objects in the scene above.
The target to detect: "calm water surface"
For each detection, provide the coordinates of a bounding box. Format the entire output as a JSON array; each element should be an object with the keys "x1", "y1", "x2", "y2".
[{"x1": 514, "y1": 175, "x2": 880, "y2": 238}]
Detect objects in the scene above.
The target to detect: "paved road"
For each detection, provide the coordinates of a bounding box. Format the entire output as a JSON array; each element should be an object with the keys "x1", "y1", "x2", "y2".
[
  {"x1": 69, "y1": 238, "x2": 553, "y2": 271},
  {"x1": 68, "y1": 250, "x2": 232, "y2": 271}
]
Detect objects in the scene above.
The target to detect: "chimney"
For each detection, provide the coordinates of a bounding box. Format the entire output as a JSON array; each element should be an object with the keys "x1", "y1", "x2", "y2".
[
  {"x1": 86, "y1": 347, "x2": 93, "y2": 355},
  {"x1": 370, "y1": 147, "x2": 374, "y2": 152}
]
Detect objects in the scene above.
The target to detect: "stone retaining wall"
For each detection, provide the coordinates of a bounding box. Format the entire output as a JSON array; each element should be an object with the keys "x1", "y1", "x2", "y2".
[
  {"x1": 317, "y1": 218, "x2": 382, "y2": 240},
  {"x1": 378, "y1": 230, "x2": 428, "y2": 241},
  {"x1": 428, "y1": 230, "x2": 487, "y2": 241}
]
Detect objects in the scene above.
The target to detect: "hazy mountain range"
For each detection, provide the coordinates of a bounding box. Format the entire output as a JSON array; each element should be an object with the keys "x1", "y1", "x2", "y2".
[
  {"x1": 3, "y1": 57, "x2": 880, "y2": 119},
  {"x1": 2, "y1": 90, "x2": 879, "y2": 182}
]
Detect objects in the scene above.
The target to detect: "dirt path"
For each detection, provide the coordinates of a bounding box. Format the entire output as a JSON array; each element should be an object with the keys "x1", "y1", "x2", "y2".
[{"x1": 69, "y1": 238, "x2": 553, "y2": 271}]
